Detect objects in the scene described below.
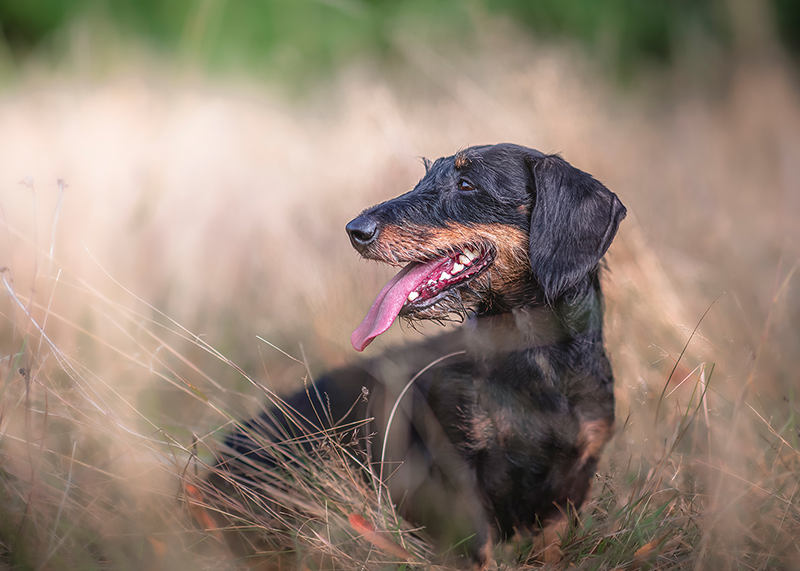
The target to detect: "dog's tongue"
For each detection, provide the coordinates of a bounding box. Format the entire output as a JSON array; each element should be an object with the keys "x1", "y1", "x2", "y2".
[{"x1": 351, "y1": 261, "x2": 434, "y2": 351}]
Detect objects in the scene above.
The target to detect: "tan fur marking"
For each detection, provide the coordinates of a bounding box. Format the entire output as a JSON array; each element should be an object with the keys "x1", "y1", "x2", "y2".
[
  {"x1": 493, "y1": 410, "x2": 515, "y2": 448},
  {"x1": 577, "y1": 418, "x2": 614, "y2": 464},
  {"x1": 538, "y1": 515, "x2": 567, "y2": 564},
  {"x1": 465, "y1": 405, "x2": 494, "y2": 452},
  {"x1": 454, "y1": 151, "x2": 470, "y2": 169},
  {"x1": 533, "y1": 353, "x2": 555, "y2": 384},
  {"x1": 473, "y1": 535, "x2": 494, "y2": 571}
]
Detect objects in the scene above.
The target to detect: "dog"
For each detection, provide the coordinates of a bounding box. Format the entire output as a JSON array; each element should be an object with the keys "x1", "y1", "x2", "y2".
[{"x1": 222, "y1": 143, "x2": 626, "y2": 567}]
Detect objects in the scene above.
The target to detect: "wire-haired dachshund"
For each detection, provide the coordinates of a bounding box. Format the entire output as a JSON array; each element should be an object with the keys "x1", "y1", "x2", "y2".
[{"x1": 223, "y1": 143, "x2": 626, "y2": 567}]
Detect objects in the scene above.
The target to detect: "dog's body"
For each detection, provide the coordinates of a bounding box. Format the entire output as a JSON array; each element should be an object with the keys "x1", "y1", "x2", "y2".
[{"x1": 225, "y1": 144, "x2": 626, "y2": 566}]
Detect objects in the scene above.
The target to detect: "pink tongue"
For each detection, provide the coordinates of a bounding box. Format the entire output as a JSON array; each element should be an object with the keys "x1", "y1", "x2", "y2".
[{"x1": 351, "y1": 261, "x2": 438, "y2": 351}]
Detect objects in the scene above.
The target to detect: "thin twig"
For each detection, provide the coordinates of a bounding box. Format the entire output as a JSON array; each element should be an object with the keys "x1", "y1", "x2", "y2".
[{"x1": 377, "y1": 351, "x2": 465, "y2": 511}]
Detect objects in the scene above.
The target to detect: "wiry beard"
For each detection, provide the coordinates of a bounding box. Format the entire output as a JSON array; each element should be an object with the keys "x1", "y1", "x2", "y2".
[{"x1": 401, "y1": 288, "x2": 472, "y2": 323}]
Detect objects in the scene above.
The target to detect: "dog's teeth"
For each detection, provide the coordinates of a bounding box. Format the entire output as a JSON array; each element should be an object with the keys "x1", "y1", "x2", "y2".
[
  {"x1": 439, "y1": 271, "x2": 452, "y2": 281},
  {"x1": 458, "y1": 254, "x2": 471, "y2": 265},
  {"x1": 465, "y1": 248, "x2": 479, "y2": 260},
  {"x1": 427, "y1": 279, "x2": 436, "y2": 285},
  {"x1": 452, "y1": 262, "x2": 464, "y2": 274},
  {"x1": 407, "y1": 291, "x2": 419, "y2": 302}
]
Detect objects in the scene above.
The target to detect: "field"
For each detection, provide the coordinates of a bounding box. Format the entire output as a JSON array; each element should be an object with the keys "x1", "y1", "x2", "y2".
[{"x1": 1, "y1": 27, "x2": 799, "y2": 570}]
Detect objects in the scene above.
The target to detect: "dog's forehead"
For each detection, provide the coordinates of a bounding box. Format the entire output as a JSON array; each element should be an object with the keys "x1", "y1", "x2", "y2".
[
  {"x1": 424, "y1": 146, "x2": 525, "y2": 179},
  {"x1": 404, "y1": 145, "x2": 534, "y2": 210},
  {"x1": 454, "y1": 145, "x2": 495, "y2": 166},
  {"x1": 415, "y1": 157, "x2": 454, "y2": 187}
]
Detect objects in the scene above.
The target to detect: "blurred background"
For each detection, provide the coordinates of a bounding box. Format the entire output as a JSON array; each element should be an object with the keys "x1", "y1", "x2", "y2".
[{"x1": 0, "y1": 1, "x2": 799, "y2": 569}]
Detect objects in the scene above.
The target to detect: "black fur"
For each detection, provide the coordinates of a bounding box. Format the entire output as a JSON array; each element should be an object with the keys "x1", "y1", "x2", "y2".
[{"x1": 221, "y1": 143, "x2": 626, "y2": 566}]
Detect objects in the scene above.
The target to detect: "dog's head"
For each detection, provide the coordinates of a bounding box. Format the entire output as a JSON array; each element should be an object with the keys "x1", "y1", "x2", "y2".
[{"x1": 346, "y1": 143, "x2": 626, "y2": 351}]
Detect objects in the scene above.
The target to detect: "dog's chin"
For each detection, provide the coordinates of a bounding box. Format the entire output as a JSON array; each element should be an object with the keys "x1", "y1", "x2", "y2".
[{"x1": 399, "y1": 287, "x2": 482, "y2": 321}]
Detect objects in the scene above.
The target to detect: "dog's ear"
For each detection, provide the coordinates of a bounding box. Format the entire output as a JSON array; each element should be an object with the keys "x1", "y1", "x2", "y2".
[{"x1": 525, "y1": 153, "x2": 626, "y2": 303}]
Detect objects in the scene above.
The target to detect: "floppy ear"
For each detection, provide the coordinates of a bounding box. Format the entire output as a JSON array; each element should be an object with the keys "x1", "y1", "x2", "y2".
[{"x1": 526, "y1": 154, "x2": 627, "y2": 303}]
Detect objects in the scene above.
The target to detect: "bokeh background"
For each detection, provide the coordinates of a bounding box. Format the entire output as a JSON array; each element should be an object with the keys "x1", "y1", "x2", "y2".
[{"x1": 1, "y1": 1, "x2": 799, "y2": 569}]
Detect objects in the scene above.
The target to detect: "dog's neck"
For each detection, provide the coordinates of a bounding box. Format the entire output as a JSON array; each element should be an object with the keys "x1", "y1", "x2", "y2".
[{"x1": 467, "y1": 268, "x2": 605, "y2": 355}]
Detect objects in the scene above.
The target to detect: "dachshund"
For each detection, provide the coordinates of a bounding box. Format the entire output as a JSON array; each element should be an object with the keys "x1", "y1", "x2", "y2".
[{"x1": 222, "y1": 143, "x2": 626, "y2": 567}]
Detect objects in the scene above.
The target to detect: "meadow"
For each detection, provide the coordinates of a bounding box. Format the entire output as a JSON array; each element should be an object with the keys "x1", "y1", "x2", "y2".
[{"x1": 1, "y1": 22, "x2": 799, "y2": 569}]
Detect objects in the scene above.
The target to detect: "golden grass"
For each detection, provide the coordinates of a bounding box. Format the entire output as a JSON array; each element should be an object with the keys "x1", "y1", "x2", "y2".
[{"x1": 1, "y1": 33, "x2": 799, "y2": 569}]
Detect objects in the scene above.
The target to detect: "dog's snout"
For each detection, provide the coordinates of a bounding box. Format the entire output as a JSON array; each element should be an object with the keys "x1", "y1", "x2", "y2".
[{"x1": 346, "y1": 216, "x2": 378, "y2": 252}]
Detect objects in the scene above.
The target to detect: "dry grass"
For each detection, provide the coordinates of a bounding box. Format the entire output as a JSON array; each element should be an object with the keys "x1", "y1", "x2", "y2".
[{"x1": 1, "y1": 30, "x2": 799, "y2": 570}]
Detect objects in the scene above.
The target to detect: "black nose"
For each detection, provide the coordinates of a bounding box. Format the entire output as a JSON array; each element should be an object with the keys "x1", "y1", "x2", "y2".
[{"x1": 346, "y1": 215, "x2": 378, "y2": 253}]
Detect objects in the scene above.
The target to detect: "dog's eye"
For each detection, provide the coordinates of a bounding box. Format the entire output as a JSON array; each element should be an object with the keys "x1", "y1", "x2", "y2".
[{"x1": 458, "y1": 180, "x2": 475, "y2": 191}]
